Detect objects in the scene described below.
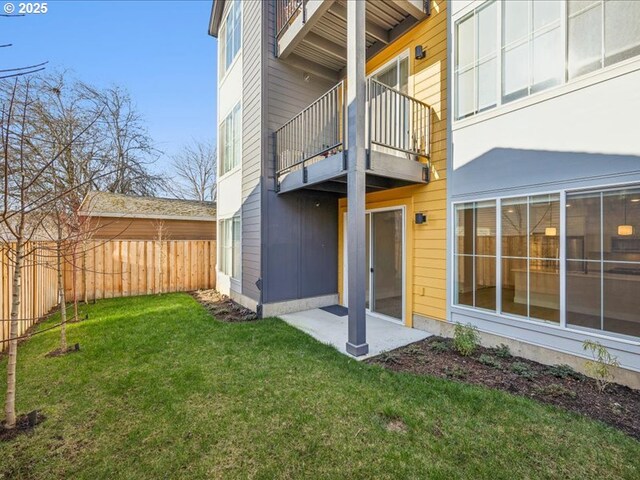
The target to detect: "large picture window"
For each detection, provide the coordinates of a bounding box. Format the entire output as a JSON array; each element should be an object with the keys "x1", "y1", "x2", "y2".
[
  {"x1": 455, "y1": 0, "x2": 640, "y2": 120},
  {"x1": 501, "y1": 195, "x2": 560, "y2": 322},
  {"x1": 454, "y1": 186, "x2": 640, "y2": 340},
  {"x1": 220, "y1": 215, "x2": 241, "y2": 278},
  {"x1": 219, "y1": 103, "x2": 241, "y2": 176},
  {"x1": 566, "y1": 187, "x2": 640, "y2": 337},
  {"x1": 454, "y1": 201, "x2": 497, "y2": 310}
]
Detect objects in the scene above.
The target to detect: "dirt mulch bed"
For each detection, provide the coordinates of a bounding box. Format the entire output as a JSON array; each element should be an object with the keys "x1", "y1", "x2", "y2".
[
  {"x1": 192, "y1": 289, "x2": 258, "y2": 322},
  {"x1": 46, "y1": 343, "x2": 81, "y2": 358},
  {"x1": 367, "y1": 337, "x2": 640, "y2": 440},
  {"x1": 0, "y1": 411, "x2": 46, "y2": 442}
]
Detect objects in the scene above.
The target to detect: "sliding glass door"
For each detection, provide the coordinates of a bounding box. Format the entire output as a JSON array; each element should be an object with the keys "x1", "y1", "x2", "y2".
[
  {"x1": 370, "y1": 210, "x2": 404, "y2": 319},
  {"x1": 344, "y1": 208, "x2": 405, "y2": 322}
]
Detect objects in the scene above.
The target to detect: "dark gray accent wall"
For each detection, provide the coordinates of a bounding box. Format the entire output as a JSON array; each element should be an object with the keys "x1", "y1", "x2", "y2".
[
  {"x1": 261, "y1": 1, "x2": 340, "y2": 304},
  {"x1": 241, "y1": 0, "x2": 263, "y2": 302},
  {"x1": 263, "y1": 191, "x2": 339, "y2": 303}
]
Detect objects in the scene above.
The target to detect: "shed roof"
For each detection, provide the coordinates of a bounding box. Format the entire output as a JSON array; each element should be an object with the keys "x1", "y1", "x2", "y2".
[{"x1": 79, "y1": 192, "x2": 217, "y2": 222}]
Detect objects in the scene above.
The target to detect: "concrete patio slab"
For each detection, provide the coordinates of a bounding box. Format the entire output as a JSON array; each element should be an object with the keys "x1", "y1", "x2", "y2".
[{"x1": 280, "y1": 308, "x2": 430, "y2": 359}]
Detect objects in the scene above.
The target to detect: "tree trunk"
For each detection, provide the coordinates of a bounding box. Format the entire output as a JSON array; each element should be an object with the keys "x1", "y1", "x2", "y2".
[
  {"x1": 4, "y1": 241, "x2": 24, "y2": 429},
  {"x1": 82, "y1": 249, "x2": 88, "y2": 305},
  {"x1": 72, "y1": 246, "x2": 79, "y2": 322},
  {"x1": 57, "y1": 233, "x2": 68, "y2": 351}
]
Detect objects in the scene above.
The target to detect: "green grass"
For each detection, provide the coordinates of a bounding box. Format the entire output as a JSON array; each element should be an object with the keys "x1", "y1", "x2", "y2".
[{"x1": 1, "y1": 294, "x2": 638, "y2": 479}]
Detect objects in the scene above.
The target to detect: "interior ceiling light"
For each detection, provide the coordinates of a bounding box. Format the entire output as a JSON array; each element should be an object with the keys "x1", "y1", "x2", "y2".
[{"x1": 618, "y1": 194, "x2": 634, "y2": 236}]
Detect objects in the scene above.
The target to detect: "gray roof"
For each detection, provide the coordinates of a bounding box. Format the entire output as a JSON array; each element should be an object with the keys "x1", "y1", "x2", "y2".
[{"x1": 80, "y1": 192, "x2": 216, "y2": 221}]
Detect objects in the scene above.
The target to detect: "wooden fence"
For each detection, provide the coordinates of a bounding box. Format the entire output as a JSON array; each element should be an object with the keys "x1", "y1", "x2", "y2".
[
  {"x1": 1, "y1": 242, "x2": 58, "y2": 352},
  {"x1": 1, "y1": 240, "x2": 216, "y2": 351},
  {"x1": 65, "y1": 240, "x2": 216, "y2": 302}
]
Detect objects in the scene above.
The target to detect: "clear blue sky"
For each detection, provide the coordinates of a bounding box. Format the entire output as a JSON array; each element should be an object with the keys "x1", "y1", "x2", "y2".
[{"x1": 1, "y1": 0, "x2": 218, "y2": 172}]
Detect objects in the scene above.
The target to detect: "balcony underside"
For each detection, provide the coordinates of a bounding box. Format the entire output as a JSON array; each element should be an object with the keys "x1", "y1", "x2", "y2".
[
  {"x1": 277, "y1": 150, "x2": 428, "y2": 195},
  {"x1": 277, "y1": 0, "x2": 427, "y2": 81}
]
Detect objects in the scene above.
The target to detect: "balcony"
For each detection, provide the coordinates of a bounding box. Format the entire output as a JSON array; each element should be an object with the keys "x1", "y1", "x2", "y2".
[
  {"x1": 275, "y1": 79, "x2": 431, "y2": 195},
  {"x1": 274, "y1": 0, "x2": 429, "y2": 81}
]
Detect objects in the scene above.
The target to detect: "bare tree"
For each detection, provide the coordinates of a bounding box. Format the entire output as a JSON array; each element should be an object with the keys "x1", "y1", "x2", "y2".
[
  {"x1": 84, "y1": 85, "x2": 165, "y2": 196},
  {"x1": 167, "y1": 141, "x2": 217, "y2": 202},
  {"x1": 0, "y1": 77, "x2": 100, "y2": 429},
  {"x1": 0, "y1": 14, "x2": 48, "y2": 80}
]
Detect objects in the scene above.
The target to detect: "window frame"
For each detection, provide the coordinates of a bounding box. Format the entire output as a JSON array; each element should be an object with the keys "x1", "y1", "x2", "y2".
[
  {"x1": 451, "y1": 182, "x2": 640, "y2": 343},
  {"x1": 219, "y1": 102, "x2": 242, "y2": 178},
  {"x1": 218, "y1": 0, "x2": 242, "y2": 81},
  {"x1": 454, "y1": 0, "x2": 640, "y2": 122},
  {"x1": 368, "y1": 49, "x2": 412, "y2": 94},
  {"x1": 219, "y1": 215, "x2": 241, "y2": 280}
]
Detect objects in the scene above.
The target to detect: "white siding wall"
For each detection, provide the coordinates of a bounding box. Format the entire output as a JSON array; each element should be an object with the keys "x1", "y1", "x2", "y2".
[
  {"x1": 452, "y1": 61, "x2": 640, "y2": 171},
  {"x1": 216, "y1": 0, "x2": 244, "y2": 296}
]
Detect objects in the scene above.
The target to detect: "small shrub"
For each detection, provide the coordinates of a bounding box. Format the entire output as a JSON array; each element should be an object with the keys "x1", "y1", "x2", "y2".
[
  {"x1": 378, "y1": 352, "x2": 399, "y2": 365},
  {"x1": 493, "y1": 343, "x2": 512, "y2": 359},
  {"x1": 583, "y1": 340, "x2": 620, "y2": 392},
  {"x1": 547, "y1": 364, "x2": 580, "y2": 380},
  {"x1": 478, "y1": 354, "x2": 502, "y2": 369},
  {"x1": 534, "y1": 384, "x2": 577, "y2": 399},
  {"x1": 446, "y1": 366, "x2": 469, "y2": 380},
  {"x1": 510, "y1": 361, "x2": 537, "y2": 380},
  {"x1": 430, "y1": 340, "x2": 450, "y2": 354},
  {"x1": 404, "y1": 344, "x2": 424, "y2": 356},
  {"x1": 453, "y1": 323, "x2": 479, "y2": 356}
]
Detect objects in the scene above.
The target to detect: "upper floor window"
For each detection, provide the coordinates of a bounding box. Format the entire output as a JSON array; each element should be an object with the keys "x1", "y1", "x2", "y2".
[
  {"x1": 220, "y1": 103, "x2": 241, "y2": 176},
  {"x1": 568, "y1": 0, "x2": 640, "y2": 79},
  {"x1": 220, "y1": 1, "x2": 242, "y2": 78},
  {"x1": 455, "y1": 0, "x2": 640, "y2": 120}
]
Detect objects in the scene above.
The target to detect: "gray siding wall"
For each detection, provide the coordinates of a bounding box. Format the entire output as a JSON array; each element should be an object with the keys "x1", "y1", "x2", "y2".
[
  {"x1": 261, "y1": 1, "x2": 340, "y2": 304},
  {"x1": 241, "y1": 0, "x2": 263, "y2": 301}
]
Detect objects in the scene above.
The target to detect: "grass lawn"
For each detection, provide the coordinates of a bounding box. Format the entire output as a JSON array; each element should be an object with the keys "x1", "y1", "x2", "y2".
[{"x1": 1, "y1": 294, "x2": 638, "y2": 479}]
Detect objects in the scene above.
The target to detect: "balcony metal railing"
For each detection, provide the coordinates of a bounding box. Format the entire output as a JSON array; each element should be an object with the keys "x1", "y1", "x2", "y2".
[
  {"x1": 275, "y1": 79, "x2": 431, "y2": 180},
  {"x1": 368, "y1": 78, "x2": 431, "y2": 158},
  {"x1": 275, "y1": 80, "x2": 345, "y2": 176},
  {"x1": 276, "y1": 0, "x2": 303, "y2": 40}
]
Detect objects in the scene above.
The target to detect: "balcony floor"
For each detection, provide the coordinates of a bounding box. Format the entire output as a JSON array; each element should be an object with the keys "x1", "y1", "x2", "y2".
[{"x1": 277, "y1": 150, "x2": 429, "y2": 195}]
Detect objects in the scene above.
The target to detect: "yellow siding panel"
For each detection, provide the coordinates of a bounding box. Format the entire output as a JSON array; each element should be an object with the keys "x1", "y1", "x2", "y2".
[{"x1": 338, "y1": 1, "x2": 448, "y2": 324}]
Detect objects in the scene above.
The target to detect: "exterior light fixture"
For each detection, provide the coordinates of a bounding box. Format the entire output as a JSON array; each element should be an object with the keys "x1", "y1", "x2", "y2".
[
  {"x1": 415, "y1": 212, "x2": 427, "y2": 224},
  {"x1": 618, "y1": 193, "x2": 634, "y2": 236},
  {"x1": 303, "y1": 72, "x2": 311, "y2": 82},
  {"x1": 415, "y1": 45, "x2": 426, "y2": 60}
]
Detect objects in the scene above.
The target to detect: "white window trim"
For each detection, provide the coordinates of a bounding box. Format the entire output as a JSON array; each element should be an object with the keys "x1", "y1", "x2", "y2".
[
  {"x1": 453, "y1": 0, "x2": 640, "y2": 127},
  {"x1": 218, "y1": 102, "x2": 242, "y2": 179},
  {"x1": 218, "y1": 215, "x2": 241, "y2": 281},
  {"x1": 369, "y1": 50, "x2": 411, "y2": 86},
  {"x1": 450, "y1": 180, "x2": 640, "y2": 345},
  {"x1": 218, "y1": 0, "x2": 243, "y2": 84},
  {"x1": 454, "y1": 53, "x2": 640, "y2": 131},
  {"x1": 219, "y1": 48, "x2": 243, "y2": 88}
]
